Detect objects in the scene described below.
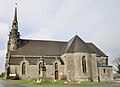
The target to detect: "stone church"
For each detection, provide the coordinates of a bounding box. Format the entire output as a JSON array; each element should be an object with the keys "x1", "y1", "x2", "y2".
[{"x1": 5, "y1": 6, "x2": 113, "y2": 82}]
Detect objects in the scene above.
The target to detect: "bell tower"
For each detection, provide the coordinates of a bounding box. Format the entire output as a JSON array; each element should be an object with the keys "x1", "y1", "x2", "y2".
[
  {"x1": 9, "y1": 3, "x2": 20, "y2": 51},
  {"x1": 5, "y1": 3, "x2": 21, "y2": 79}
]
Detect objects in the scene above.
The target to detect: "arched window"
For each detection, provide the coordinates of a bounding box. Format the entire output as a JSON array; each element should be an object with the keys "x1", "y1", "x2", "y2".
[
  {"x1": 55, "y1": 62, "x2": 58, "y2": 70},
  {"x1": 82, "y1": 56, "x2": 86, "y2": 73},
  {"x1": 103, "y1": 69, "x2": 106, "y2": 73},
  {"x1": 39, "y1": 62, "x2": 42, "y2": 74},
  {"x1": 54, "y1": 62, "x2": 58, "y2": 80},
  {"x1": 22, "y1": 62, "x2": 26, "y2": 75}
]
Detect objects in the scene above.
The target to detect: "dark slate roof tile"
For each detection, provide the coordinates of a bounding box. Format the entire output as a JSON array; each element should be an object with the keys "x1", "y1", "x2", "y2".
[
  {"x1": 9, "y1": 57, "x2": 64, "y2": 65},
  {"x1": 9, "y1": 57, "x2": 23, "y2": 65},
  {"x1": 10, "y1": 35, "x2": 108, "y2": 65},
  {"x1": 86, "y1": 43, "x2": 108, "y2": 57},
  {"x1": 62, "y1": 35, "x2": 95, "y2": 53},
  {"x1": 12, "y1": 39, "x2": 67, "y2": 56}
]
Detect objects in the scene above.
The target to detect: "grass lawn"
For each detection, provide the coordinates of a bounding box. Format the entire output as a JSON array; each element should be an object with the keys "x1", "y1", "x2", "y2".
[
  {"x1": 80, "y1": 82, "x2": 100, "y2": 84},
  {"x1": 80, "y1": 81, "x2": 113, "y2": 85},
  {"x1": 11, "y1": 80, "x2": 34, "y2": 83},
  {"x1": 11, "y1": 80, "x2": 113, "y2": 85},
  {"x1": 37, "y1": 81, "x2": 65, "y2": 85},
  {"x1": 12, "y1": 80, "x2": 65, "y2": 84}
]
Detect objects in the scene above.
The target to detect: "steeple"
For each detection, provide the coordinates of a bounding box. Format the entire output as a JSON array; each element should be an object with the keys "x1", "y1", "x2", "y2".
[
  {"x1": 12, "y1": 3, "x2": 18, "y2": 30},
  {"x1": 8, "y1": 3, "x2": 20, "y2": 51},
  {"x1": 5, "y1": 3, "x2": 20, "y2": 79},
  {"x1": 13, "y1": 6, "x2": 17, "y2": 23}
]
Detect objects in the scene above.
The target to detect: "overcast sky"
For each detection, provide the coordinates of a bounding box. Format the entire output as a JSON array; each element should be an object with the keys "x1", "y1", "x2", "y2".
[{"x1": 0, "y1": 0, "x2": 120, "y2": 73}]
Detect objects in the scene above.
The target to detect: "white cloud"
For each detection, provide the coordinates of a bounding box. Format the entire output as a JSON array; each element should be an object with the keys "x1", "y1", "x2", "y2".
[
  {"x1": 24, "y1": 27, "x2": 56, "y2": 40},
  {"x1": 0, "y1": 22, "x2": 9, "y2": 73},
  {"x1": 87, "y1": 28, "x2": 120, "y2": 64},
  {"x1": 0, "y1": 22, "x2": 9, "y2": 38},
  {"x1": 0, "y1": 22, "x2": 9, "y2": 45},
  {"x1": 0, "y1": 0, "x2": 120, "y2": 72},
  {"x1": 0, "y1": 49, "x2": 6, "y2": 73},
  {"x1": 87, "y1": 28, "x2": 120, "y2": 52}
]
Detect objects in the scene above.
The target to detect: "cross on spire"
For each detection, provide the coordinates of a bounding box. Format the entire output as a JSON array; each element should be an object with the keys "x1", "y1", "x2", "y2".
[
  {"x1": 15, "y1": 3, "x2": 17, "y2": 6},
  {"x1": 76, "y1": 32, "x2": 78, "y2": 35},
  {"x1": 12, "y1": 3, "x2": 18, "y2": 30}
]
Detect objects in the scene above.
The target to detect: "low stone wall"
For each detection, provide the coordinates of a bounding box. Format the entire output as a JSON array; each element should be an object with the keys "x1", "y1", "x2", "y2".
[
  {"x1": 114, "y1": 78, "x2": 120, "y2": 83},
  {"x1": 113, "y1": 74, "x2": 120, "y2": 83}
]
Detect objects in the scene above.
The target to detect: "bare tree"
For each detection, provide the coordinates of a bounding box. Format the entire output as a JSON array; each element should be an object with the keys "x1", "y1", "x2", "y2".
[{"x1": 113, "y1": 56, "x2": 120, "y2": 74}]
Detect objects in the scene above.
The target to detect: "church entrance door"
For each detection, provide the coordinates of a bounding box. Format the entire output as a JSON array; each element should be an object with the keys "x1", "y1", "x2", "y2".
[{"x1": 55, "y1": 70, "x2": 58, "y2": 80}]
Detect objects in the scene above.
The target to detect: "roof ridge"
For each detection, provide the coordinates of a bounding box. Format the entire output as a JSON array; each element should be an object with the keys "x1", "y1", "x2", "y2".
[{"x1": 21, "y1": 39, "x2": 67, "y2": 43}]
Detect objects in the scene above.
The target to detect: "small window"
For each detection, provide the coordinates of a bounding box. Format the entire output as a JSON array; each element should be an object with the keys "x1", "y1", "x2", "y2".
[
  {"x1": 39, "y1": 62, "x2": 42, "y2": 74},
  {"x1": 103, "y1": 69, "x2": 106, "y2": 73},
  {"x1": 106, "y1": 58, "x2": 108, "y2": 65},
  {"x1": 82, "y1": 56, "x2": 86, "y2": 73},
  {"x1": 22, "y1": 62, "x2": 25, "y2": 75},
  {"x1": 55, "y1": 62, "x2": 58, "y2": 70}
]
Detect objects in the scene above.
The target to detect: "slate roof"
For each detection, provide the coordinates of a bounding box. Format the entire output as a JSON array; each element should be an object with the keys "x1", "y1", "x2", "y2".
[
  {"x1": 63, "y1": 35, "x2": 95, "y2": 53},
  {"x1": 9, "y1": 57, "x2": 64, "y2": 65},
  {"x1": 9, "y1": 57, "x2": 23, "y2": 65},
  {"x1": 86, "y1": 43, "x2": 108, "y2": 57},
  {"x1": 11, "y1": 35, "x2": 107, "y2": 57},
  {"x1": 10, "y1": 35, "x2": 108, "y2": 65},
  {"x1": 11, "y1": 39, "x2": 67, "y2": 56}
]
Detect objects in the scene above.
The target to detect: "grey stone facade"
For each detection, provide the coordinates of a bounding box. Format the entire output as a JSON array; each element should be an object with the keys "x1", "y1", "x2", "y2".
[{"x1": 5, "y1": 6, "x2": 113, "y2": 82}]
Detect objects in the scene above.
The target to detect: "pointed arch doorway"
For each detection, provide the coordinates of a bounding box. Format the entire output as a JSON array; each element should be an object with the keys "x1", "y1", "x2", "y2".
[{"x1": 55, "y1": 62, "x2": 59, "y2": 80}]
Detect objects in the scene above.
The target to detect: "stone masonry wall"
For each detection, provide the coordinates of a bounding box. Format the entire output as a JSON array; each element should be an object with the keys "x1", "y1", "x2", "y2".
[
  {"x1": 97, "y1": 56, "x2": 108, "y2": 65},
  {"x1": 62, "y1": 53, "x2": 75, "y2": 80},
  {"x1": 62, "y1": 52, "x2": 98, "y2": 82},
  {"x1": 98, "y1": 66, "x2": 113, "y2": 82},
  {"x1": 9, "y1": 59, "x2": 65, "y2": 80}
]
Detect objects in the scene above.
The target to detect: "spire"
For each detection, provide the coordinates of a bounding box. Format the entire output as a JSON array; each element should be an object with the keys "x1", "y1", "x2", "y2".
[
  {"x1": 12, "y1": 3, "x2": 18, "y2": 30},
  {"x1": 9, "y1": 3, "x2": 20, "y2": 51},
  {"x1": 13, "y1": 3, "x2": 18, "y2": 23}
]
